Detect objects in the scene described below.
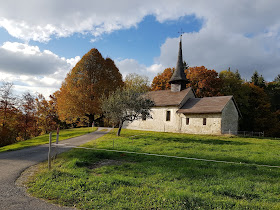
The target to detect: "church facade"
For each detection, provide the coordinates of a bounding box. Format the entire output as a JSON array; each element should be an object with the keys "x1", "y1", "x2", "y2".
[{"x1": 123, "y1": 37, "x2": 240, "y2": 135}]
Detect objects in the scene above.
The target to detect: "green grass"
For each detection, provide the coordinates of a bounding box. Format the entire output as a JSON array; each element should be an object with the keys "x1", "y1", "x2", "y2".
[
  {"x1": 84, "y1": 129, "x2": 280, "y2": 166},
  {"x1": 27, "y1": 129, "x2": 280, "y2": 209},
  {"x1": 0, "y1": 127, "x2": 97, "y2": 153}
]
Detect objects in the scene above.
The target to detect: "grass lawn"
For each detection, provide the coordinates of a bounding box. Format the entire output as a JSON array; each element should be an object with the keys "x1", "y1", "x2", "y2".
[
  {"x1": 27, "y1": 129, "x2": 280, "y2": 209},
  {"x1": 0, "y1": 127, "x2": 97, "y2": 153}
]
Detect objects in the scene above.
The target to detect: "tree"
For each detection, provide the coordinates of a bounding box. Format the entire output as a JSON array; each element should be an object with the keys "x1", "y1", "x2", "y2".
[
  {"x1": 274, "y1": 74, "x2": 280, "y2": 83},
  {"x1": 265, "y1": 81, "x2": 280, "y2": 112},
  {"x1": 239, "y1": 83, "x2": 277, "y2": 135},
  {"x1": 151, "y1": 68, "x2": 174, "y2": 91},
  {"x1": 251, "y1": 70, "x2": 265, "y2": 88},
  {"x1": 219, "y1": 68, "x2": 243, "y2": 96},
  {"x1": 151, "y1": 66, "x2": 222, "y2": 97},
  {"x1": 35, "y1": 94, "x2": 58, "y2": 134},
  {"x1": 0, "y1": 82, "x2": 19, "y2": 146},
  {"x1": 186, "y1": 66, "x2": 222, "y2": 97},
  {"x1": 101, "y1": 87, "x2": 154, "y2": 136},
  {"x1": 125, "y1": 73, "x2": 150, "y2": 93},
  {"x1": 19, "y1": 92, "x2": 36, "y2": 140},
  {"x1": 56, "y1": 48, "x2": 123, "y2": 126}
]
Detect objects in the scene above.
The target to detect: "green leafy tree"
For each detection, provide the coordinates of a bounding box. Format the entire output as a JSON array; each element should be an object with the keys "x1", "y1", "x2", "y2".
[
  {"x1": 251, "y1": 70, "x2": 265, "y2": 88},
  {"x1": 125, "y1": 73, "x2": 150, "y2": 93},
  {"x1": 101, "y1": 87, "x2": 154, "y2": 136},
  {"x1": 219, "y1": 68, "x2": 243, "y2": 96},
  {"x1": 274, "y1": 74, "x2": 280, "y2": 83}
]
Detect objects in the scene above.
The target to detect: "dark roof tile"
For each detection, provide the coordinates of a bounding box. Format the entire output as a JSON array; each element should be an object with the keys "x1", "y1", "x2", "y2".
[
  {"x1": 178, "y1": 96, "x2": 233, "y2": 114},
  {"x1": 145, "y1": 88, "x2": 192, "y2": 107}
]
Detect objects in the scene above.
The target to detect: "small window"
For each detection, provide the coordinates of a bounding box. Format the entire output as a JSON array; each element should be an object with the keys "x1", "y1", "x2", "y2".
[
  {"x1": 186, "y1": 118, "x2": 189, "y2": 125},
  {"x1": 142, "y1": 114, "x2": 146, "y2": 121},
  {"x1": 203, "y1": 118, "x2": 207, "y2": 125},
  {"x1": 166, "y1": 111, "x2": 171, "y2": 121}
]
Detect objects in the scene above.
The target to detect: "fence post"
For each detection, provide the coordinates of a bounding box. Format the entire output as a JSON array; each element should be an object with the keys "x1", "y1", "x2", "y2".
[
  {"x1": 56, "y1": 127, "x2": 59, "y2": 144},
  {"x1": 48, "y1": 132, "x2": 52, "y2": 170}
]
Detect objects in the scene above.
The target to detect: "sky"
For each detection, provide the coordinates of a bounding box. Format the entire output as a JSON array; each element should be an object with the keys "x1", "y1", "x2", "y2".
[{"x1": 0, "y1": 0, "x2": 280, "y2": 98}]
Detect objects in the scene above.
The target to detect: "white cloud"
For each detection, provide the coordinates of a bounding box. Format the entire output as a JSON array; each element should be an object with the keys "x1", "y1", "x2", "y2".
[
  {"x1": 147, "y1": 64, "x2": 163, "y2": 73},
  {"x1": 115, "y1": 59, "x2": 146, "y2": 79},
  {"x1": 158, "y1": 16, "x2": 280, "y2": 81},
  {"x1": 1, "y1": 0, "x2": 280, "y2": 81},
  {"x1": 0, "y1": 42, "x2": 73, "y2": 76},
  {"x1": 1, "y1": 0, "x2": 279, "y2": 43},
  {"x1": 115, "y1": 58, "x2": 163, "y2": 81},
  {"x1": 0, "y1": 42, "x2": 79, "y2": 98}
]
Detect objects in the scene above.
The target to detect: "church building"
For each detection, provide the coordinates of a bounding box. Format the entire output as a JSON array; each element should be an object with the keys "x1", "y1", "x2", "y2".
[{"x1": 123, "y1": 37, "x2": 240, "y2": 135}]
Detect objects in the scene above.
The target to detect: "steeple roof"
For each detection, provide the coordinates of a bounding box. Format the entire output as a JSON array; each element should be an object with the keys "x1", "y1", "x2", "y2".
[{"x1": 169, "y1": 36, "x2": 188, "y2": 83}]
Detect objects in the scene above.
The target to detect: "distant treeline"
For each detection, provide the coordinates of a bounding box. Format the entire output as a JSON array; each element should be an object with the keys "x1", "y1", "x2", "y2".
[{"x1": 0, "y1": 82, "x2": 63, "y2": 146}]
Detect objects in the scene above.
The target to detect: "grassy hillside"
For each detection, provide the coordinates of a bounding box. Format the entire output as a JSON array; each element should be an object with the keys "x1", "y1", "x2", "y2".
[
  {"x1": 27, "y1": 129, "x2": 280, "y2": 209},
  {"x1": 0, "y1": 127, "x2": 97, "y2": 153},
  {"x1": 84, "y1": 129, "x2": 280, "y2": 166}
]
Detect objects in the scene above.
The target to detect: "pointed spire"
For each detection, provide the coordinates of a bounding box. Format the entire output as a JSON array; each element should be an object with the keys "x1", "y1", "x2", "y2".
[{"x1": 169, "y1": 36, "x2": 188, "y2": 92}]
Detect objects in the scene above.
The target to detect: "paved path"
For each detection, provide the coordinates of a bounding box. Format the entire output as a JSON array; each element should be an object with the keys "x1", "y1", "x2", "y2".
[{"x1": 0, "y1": 127, "x2": 112, "y2": 210}]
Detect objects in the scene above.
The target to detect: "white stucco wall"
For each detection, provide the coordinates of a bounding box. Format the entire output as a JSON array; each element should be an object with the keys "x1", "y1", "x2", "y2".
[
  {"x1": 123, "y1": 96, "x2": 238, "y2": 135},
  {"x1": 123, "y1": 107, "x2": 182, "y2": 132},
  {"x1": 123, "y1": 107, "x2": 223, "y2": 135},
  {"x1": 221, "y1": 99, "x2": 239, "y2": 133},
  {"x1": 179, "y1": 113, "x2": 222, "y2": 135}
]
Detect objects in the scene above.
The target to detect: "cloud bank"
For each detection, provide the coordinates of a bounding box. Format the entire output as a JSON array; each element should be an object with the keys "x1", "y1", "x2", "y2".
[
  {"x1": 0, "y1": 42, "x2": 80, "y2": 97},
  {"x1": 0, "y1": 0, "x2": 280, "y2": 96}
]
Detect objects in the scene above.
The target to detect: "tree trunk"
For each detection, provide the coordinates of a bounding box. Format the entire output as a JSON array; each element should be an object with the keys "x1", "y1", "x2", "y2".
[
  {"x1": 117, "y1": 120, "x2": 123, "y2": 136},
  {"x1": 87, "y1": 114, "x2": 95, "y2": 126}
]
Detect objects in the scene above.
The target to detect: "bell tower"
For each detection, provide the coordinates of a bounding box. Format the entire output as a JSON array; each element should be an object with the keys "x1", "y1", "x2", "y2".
[{"x1": 169, "y1": 35, "x2": 188, "y2": 92}]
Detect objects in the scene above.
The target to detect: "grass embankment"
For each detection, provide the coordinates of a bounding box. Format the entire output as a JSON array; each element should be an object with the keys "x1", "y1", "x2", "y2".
[
  {"x1": 0, "y1": 127, "x2": 97, "y2": 153},
  {"x1": 27, "y1": 129, "x2": 280, "y2": 209}
]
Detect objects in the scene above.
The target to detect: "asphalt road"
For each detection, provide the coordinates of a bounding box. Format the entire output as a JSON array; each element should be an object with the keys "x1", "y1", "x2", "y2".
[{"x1": 0, "y1": 128, "x2": 112, "y2": 210}]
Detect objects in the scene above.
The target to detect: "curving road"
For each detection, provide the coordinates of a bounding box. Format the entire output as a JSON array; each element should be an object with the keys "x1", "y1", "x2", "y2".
[{"x1": 0, "y1": 128, "x2": 112, "y2": 210}]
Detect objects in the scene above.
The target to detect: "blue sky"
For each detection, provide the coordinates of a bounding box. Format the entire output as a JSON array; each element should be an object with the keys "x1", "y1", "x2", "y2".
[
  {"x1": 24, "y1": 15, "x2": 202, "y2": 65},
  {"x1": 0, "y1": 0, "x2": 280, "y2": 98}
]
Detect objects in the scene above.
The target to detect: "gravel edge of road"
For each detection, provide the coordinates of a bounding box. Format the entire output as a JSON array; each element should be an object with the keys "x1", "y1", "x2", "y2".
[{"x1": 15, "y1": 162, "x2": 77, "y2": 209}]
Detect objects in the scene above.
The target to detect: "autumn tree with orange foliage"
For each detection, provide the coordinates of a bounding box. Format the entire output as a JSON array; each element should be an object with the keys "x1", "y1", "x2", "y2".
[
  {"x1": 18, "y1": 92, "x2": 37, "y2": 140},
  {"x1": 151, "y1": 66, "x2": 221, "y2": 97},
  {"x1": 185, "y1": 66, "x2": 222, "y2": 97},
  {"x1": 35, "y1": 94, "x2": 58, "y2": 134},
  {"x1": 0, "y1": 82, "x2": 19, "y2": 146},
  {"x1": 151, "y1": 68, "x2": 174, "y2": 91},
  {"x1": 56, "y1": 48, "x2": 123, "y2": 126}
]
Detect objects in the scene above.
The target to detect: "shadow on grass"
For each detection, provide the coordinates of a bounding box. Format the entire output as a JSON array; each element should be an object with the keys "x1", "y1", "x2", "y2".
[{"x1": 70, "y1": 149, "x2": 279, "y2": 180}]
